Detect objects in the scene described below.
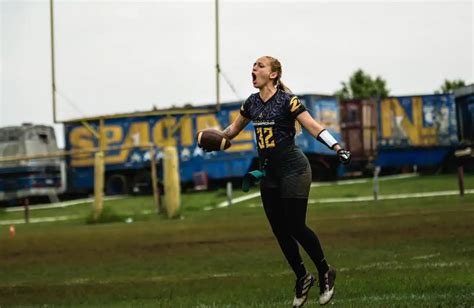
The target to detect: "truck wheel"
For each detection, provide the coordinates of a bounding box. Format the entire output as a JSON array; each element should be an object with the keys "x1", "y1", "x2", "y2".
[{"x1": 106, "y1": 174, "x2": 129, "y2": 195}]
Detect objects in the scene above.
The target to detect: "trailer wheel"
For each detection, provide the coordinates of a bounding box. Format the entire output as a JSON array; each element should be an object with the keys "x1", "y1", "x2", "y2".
[{"x1": 106, "y1": 174, "x2": 129, "y2": 195}]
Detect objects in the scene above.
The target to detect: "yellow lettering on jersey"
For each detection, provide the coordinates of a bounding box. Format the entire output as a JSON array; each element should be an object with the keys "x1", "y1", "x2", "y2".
[
  {"x1": 264, "y1": 127, "x2": 275, "y2": 148},
  {"x1": 256, "y1": 127, "x2": 265, "y2": 149},
  {"x1": 290, "y1": 97, "x2": 301, "y2": 113},
  {"x1": 256, "y1": 127, "x2": 275, "y2": 149}
]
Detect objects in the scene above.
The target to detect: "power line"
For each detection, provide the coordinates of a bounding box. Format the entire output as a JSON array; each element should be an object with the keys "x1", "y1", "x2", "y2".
[
  {"x1": 220, "y1": 69, "x2": 243, "y2": 101},
  {"x1": 55, "y1": 89, "x2": 87, "y2": 117}
]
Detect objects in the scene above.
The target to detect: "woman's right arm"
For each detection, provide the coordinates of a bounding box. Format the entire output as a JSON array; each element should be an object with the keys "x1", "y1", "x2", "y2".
[{"x1": 222, "y1": 114, "x2": 251, "y2": 140}]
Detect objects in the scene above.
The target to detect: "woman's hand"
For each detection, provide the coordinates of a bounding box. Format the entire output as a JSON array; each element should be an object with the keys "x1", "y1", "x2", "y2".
[{"x1": 337, "y1": 149, "x2": 351, "y2": 165}]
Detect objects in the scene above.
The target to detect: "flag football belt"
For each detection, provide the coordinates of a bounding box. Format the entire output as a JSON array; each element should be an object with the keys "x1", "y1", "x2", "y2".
[{"x1": 242, "y1": 169, "x2": 266, "y2": 192}]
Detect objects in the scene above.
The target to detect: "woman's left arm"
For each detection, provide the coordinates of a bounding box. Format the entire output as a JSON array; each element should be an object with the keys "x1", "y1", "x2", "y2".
[
  {"x1": 296, "y1": 111, "x2": 342, "y2": 151},
  {"x1": 296, "y1": 111, "x2": 351, "y2": 164}
]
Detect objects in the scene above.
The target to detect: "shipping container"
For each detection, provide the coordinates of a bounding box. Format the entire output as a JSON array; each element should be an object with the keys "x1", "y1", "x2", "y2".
[
  {"x1": 339, "y1": 99, "x2": 377, "y2": 160},
  {"x1": 375, "y1": 94, "x2": 458, "y2": 169},
  {"x1": 339, "y1": 94, "x2": 459, "y2": 172},
  {"x1": 338, "y1": 99, "x2": 377, "y2": 176},
  {"x1": 298, "y1": 95, "x2": 342, "y2": 179},
  {"x1": 454, "y1": 84, "x2": 474, "y2": 145}
]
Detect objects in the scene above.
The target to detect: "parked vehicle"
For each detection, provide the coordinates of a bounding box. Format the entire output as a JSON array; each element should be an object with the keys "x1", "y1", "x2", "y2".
[{"x1": 0, "y1": 124, "x2": 65, "y2": 202}]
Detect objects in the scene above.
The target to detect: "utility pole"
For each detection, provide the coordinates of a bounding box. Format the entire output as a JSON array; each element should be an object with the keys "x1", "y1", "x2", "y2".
[
  {"x1": 49, "y1": 0, "x2": 105, "y2": 219},
  {"x1": 215, "y1": 0, "x2": 221, "y2": 111},
  {"x1": 49, "y1": 0, "x2": 58, "y2": 123}
]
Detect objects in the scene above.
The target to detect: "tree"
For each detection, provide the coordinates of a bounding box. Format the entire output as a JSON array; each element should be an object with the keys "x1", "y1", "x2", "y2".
[
  {"x1": 435, "y1": 79, "x2": 466, "y2": 94},
  {"x1": 335, "y1": 69, "x2": 389, "y2": 99}
]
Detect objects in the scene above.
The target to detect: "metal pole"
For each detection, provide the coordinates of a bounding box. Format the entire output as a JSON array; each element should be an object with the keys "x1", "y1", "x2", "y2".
[
  {"x1": 49, "y1": 0, "x2": 58, "y2": 123},
  {"x1": 149, "y1": 145, "x2": 161, "y2": 214},
  {"x1": 457, "y1": 165, "x2": 465, "y2": 196},
  {"x1": 373, "y1": 166, "x2": 381, "y2": 201},
  {"x1": 24, "y1": 198, "x2": 30, "y2": 224},
  {"x1": 215, "y1": 0, "x2": 221, "y2": 112},
  {"x1": 226, "y1": 181, "x2": 232, "y2": 206},
  {"x1": 454, "y1": 147, "x2": 472, "y2": 197}
]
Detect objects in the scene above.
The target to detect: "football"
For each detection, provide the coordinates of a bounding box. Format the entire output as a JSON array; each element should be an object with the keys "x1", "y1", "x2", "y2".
[{"x1": 196, "y1": 128, "x2": 232, "y2": 151}]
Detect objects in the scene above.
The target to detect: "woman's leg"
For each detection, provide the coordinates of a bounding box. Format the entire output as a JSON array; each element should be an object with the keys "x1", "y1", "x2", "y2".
[
  {"x1": 283, "y1": 197, "x2": 329, "y2": 276},
  {"x1": 260, "y1": 187, "x2": 307, "y2": 279}
]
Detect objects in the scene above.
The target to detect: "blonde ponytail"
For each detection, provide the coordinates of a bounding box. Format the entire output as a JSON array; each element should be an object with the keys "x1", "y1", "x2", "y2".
[
  {"x1": 278, "y1": 82, "x2": 301, "y2": 134},
  {"x1": 277, "y1": 80, "x2": 292, "y2": 93}
]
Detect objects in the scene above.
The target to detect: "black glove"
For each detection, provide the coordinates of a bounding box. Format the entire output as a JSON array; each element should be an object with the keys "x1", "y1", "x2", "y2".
[{"x1": 337, "y1": 149, "x2": 351, "y2": 165}]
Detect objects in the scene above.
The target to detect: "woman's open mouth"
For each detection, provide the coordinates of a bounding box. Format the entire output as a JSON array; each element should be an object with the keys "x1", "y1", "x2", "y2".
[{"x1": 252, "y1": 73, "x2": 257, "y2": 84}]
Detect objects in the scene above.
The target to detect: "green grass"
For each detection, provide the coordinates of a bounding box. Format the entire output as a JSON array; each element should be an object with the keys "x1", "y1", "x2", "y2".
[
  {"x1": 309, "y1": 173, "x2": 474, "y2": 199},
  {"x1": 0, "y1": 174, "x2": 473, "y2": 307}
]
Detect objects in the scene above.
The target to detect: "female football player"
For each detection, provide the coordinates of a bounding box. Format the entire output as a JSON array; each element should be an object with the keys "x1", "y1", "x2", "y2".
[{"x1": 218, "y1": 56, "x2": 350, "y2": 307}]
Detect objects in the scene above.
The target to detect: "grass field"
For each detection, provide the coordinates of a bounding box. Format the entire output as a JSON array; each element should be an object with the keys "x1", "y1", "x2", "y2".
[{"x1": 1, "y1": 174, "x2": 473, "y2": 307}]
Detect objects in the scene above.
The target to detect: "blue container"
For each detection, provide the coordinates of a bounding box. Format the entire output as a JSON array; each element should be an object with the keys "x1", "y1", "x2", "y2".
[
  {"x1": 375, "y1": 94, "x2": 458, "y2": 167},
  {"x1": 298, "y1": 95, "x2": 341, "y2": 155},
  {"x1": 454, "y1": 84, "x2": 474, "y2": 145}
]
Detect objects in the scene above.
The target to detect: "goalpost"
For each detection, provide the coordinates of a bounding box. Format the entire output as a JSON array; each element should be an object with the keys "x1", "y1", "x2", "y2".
[{"x1": 47, "y1": 0, "x2": 227, "y2": 220}]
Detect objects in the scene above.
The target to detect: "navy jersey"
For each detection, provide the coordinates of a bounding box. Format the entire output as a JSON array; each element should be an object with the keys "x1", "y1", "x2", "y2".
[{"x1": 240, "y1": 89, "x2": 307, "y2": 157}]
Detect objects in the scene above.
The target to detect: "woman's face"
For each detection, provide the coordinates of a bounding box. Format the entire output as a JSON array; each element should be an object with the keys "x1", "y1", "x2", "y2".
[{"x1": 252, "y1": 57, "x2": 277, "y2": 89}]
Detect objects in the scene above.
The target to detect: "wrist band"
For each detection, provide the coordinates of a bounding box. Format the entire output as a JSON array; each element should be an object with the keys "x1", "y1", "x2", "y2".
[{"x1": 317, "y1": 129, "x2": 339, "y2": 149}]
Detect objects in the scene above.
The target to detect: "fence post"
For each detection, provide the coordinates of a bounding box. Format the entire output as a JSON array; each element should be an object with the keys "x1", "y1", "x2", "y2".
[
  {"x1": 373, "y1": 166, "x2": 381, "y2": 201},
  {"x1": 457, "y1": 165, "x2": 465, "y2": 197},
  {"x1": 163, "y1": 147, "x2": 180, "y2": 218},
  {"x1": 24, "y1": 198, "x2": 29, "y2": 224},
  {"x1": 149, "y1": 145, "x2": 161, "y2": 214},
  {"x1": 93, "y1": 151, "x2": 105, "y2": 220},
  {"x1": 454, "y1": 147, "x2": 472, "y2": 197},
  {"x1": 226, "y1": 181, "x2": 233, "y2": 206}
]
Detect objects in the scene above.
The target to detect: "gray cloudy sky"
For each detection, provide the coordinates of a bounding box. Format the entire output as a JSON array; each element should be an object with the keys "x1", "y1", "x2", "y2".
[{"x1": 1, "y1": 0, "x2": 473, "y2": 147}]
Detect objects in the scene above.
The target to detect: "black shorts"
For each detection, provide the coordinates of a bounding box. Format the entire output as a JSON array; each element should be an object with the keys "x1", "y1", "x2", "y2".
[{"x1": 259, "y1": 146, "x2": 312, "y2": 199}]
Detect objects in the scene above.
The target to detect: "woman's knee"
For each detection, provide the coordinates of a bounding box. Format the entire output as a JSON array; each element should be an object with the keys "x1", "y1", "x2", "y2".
[{"x1": 289, "y1": 223, "x2": 310, "y2": 239}]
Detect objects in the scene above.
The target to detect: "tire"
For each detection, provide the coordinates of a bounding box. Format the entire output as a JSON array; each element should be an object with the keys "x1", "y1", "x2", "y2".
[{"x1": 105, "y1": 174, "x2": 129, "y2": 195}]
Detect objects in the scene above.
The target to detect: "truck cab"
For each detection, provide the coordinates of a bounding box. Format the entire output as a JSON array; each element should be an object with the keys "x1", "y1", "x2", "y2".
[{"x1": 0, "y1": 124, "x2": 65, "y2": 203}]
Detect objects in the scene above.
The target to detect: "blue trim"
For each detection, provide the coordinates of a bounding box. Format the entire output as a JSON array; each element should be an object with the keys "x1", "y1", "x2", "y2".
[
  {"x1": 375, "y1": 147, "x2": 452, "y2": 167},
  {"x1": 0, "y1": 165, "x2": 60, "y2": 175}
]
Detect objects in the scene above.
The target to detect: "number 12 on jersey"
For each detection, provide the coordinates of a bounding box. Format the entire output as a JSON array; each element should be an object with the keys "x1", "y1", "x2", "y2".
[{"x1": 256, "y1": 127, "x2": 275, "y2": 149}]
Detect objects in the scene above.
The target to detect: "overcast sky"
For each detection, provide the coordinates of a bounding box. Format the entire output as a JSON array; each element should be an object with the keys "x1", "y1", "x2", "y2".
[{"x1": 1, "y1": 0, "x2": 473, "y2": 147}]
